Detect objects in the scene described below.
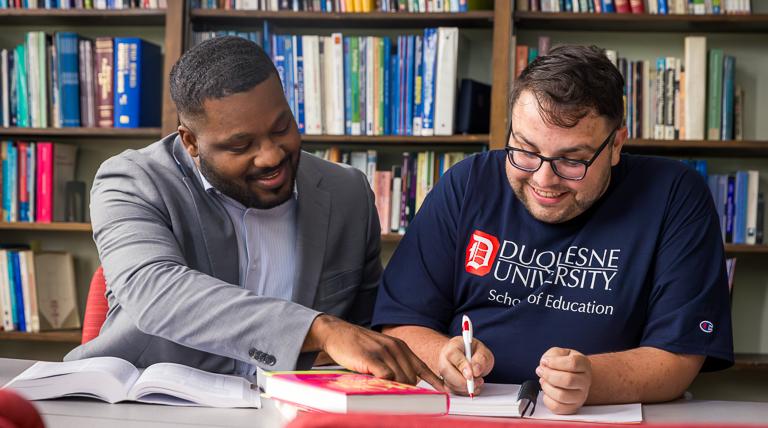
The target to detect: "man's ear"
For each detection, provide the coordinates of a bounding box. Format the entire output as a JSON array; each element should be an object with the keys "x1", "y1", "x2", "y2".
[
  {"x1": 177, "y1": 120, "x2": 199, "y2": 158},
  {"x1": 610, "y1": 126, "x2": 628, "y2": 167}
]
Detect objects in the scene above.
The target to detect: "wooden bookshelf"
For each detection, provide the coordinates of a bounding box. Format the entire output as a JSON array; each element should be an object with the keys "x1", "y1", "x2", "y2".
[
  {"x1": 0, "y1": 222, "x2": 92, "y2": 232},
  {"x1": 302, "y1": 134, "x2": 489, "y2": 145},
  {"x1": 0, "y1": 330, "x2": 81, "y2": 343},
  {"x1": 622, "y1": 139, "x2": 768, "y2": 157},
  {"x1": 734, "y1": 353, "x2": 768, "y2": 370},
  {"x1": 513, "y1": 11, "x2": 768, "y2": 33},
  {"x1": 381, "y1": 233, "x2": 403, "y2": 243},
  {"x1": 190, "y1": 9, "x2": 495, "y2": 28},
  {"x1": 0, "y1": 127, "x2": 162, "y2": 140},
  {"x1": 725, "y1": 244, "x2": 768, "y2": 255},
  {"x1": 0, "y1": 8, "x2": 166, "y2": 26}
]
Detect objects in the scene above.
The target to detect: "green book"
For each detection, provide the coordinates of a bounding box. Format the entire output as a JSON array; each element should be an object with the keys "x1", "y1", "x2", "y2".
[
  {"x1": 707, "y1": 48, "x2": 724, "y2": 141},
  {"x1": 15, "y1": 44, "x2": 29, "y2": 128},
  {"x1": 350, "y1": 37, "x2": 360, "y2": 135}
]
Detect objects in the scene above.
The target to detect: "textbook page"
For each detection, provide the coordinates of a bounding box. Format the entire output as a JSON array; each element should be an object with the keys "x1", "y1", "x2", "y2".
[
  {"x1": 4, "y1": 357, "x2": 139, "y2": 403},
  {"x1": 129, "y1": 362, "x2": 261, "y2": 408}
]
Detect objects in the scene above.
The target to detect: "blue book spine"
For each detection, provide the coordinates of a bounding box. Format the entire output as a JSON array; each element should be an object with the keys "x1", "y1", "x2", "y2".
[
  {"x1": 262, "y1": 22, "x2": 271, "y2": 57},
  {"x1": 294, "y1": 35, "x2": 305, "y2": 135},
  {"x1": 284, "y1": 36, "x2": 295, "y2": 121},
  {"x1": 412, "y1": 35, "x2": 423, "y2": 135},
  {"x1": 735, "y1": 171, "x2": 749, "y2": 244},
  {"x1": 2, "y1": 142, "x2": 12, "y2": 223},
  {"x1": 388, "y1": 47, "x2": 397, "y2": 136},
  {"x1": 383, "y1": 37, "x2": 391, "y2": 136},
  {"x1": 6, "y1": 252, "x2": 18, "y2": 330},
  {"x1": 602, "y1": 0, "x2": 615, "y2": 12},
  {"x1": 11, "y1": 251, "x2": 25, "y2": 332},
  {"x1": 721, "y1": 55, "x2": 735, "y2": 141},
  {"x1": 404, "y1": 35, "x2": 414, "y2": 136},
  {"x1": 7, "y1": 142, "x2": 17, "y2": 222},
  {"x1": 343, "y1": 37, "x2": 352, "y2": 135},
  {"x1": 726, "y1": 175, "x2": 735, "y2": 243},
  {"x1": 564, "y1": 0, "x2": 573, "y2": 12},
  {"x1": 273, "y1": 35, "x2": 286, "y2": 102},
  {"x1": 658, "y1": 0, "x2": 668, "y2": 14},
  {"x1": 55, "y1": 32, "x2": 81, "y2": 127},
  {"x1": 114, "y1": 38, "x2": 162, "y2": 128},
  {"x1": 421, "y1": 28, "x2": 437, "y2": 136}
]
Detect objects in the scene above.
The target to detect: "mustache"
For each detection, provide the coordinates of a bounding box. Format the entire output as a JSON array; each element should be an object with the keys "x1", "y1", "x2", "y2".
[{"x1": 246, "y1": 157, "x2": 290, "y2": 181}]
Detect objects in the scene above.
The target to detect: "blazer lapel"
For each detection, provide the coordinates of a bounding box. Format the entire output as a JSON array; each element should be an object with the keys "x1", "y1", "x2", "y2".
[
  {"x1": 293, "y1": 155, "x2": 330, "y2": 308},
  {"x1": 172, "y1": 137, "x2": 239, "y2": 285}
]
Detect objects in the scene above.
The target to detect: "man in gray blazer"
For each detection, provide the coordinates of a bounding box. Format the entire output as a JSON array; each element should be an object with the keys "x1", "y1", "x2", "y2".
[{"x1": 65, "y1": 36, "x2": 441, "y2": 388}]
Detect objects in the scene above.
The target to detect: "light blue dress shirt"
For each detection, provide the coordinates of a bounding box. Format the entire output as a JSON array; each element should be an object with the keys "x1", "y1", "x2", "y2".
[{"x1": 198, "y1": 169, "x2": 297, "y2": 375}]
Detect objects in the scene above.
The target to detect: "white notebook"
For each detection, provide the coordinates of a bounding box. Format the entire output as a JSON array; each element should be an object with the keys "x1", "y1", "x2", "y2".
[
  {"x1": 3, "y1": 357, "x2": 261, "y2": 408},
  {"x1": 420, "y1": 381, "x2": 642, "y2": 423}
]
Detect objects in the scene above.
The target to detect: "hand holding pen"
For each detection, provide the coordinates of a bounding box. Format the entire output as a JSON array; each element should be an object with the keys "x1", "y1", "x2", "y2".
[{"x1": 436, "y1": 314, "x2": 496, "y2": 397}]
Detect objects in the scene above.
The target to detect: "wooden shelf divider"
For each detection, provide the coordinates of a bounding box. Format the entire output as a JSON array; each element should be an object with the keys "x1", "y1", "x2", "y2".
[
  {"x1": 0, "y1": 222, "x2": 92, "y2": 232},
  {"x1": 734, "y1": 353, "x2": 768, "y2": 370},
  {"x1": 514, "y1": 11, "x2": 768, "y2": 33},
  {"x1": 302, "y1": 134, "x2": 489, "y2": 145},
  {"x1": 191, "y1": 9, "x2": 494, "y2": 28},
  {"x1": 0, "y1": 330, "x2": 82, "y2": 343},
  {"x1": 623, "y1": 139, "x2": 768, "y2": 157},
  {"x1": 0, "y1": 8, "x2": 166, "y2": 25},
  {"x1": 0, "y1": 127, "x2": 162, "y2": 139}
]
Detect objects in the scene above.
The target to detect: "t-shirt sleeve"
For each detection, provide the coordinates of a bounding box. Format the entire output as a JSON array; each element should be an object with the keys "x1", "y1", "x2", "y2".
[
  {"x1": 371, "y1": 157, "x2": 473, "y2": 333},
  {"x1": 641, "y1": 168, "x2": 734, "y2": 371}
]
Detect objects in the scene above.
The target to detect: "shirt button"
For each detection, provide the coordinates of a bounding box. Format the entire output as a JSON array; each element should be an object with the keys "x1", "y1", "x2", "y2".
[
  {"x1": 267, "y1": 356, "x2": 277, "y2": 366},
  {"x1": 248, "y1": 348, "x2": 257, "y2": 358}
]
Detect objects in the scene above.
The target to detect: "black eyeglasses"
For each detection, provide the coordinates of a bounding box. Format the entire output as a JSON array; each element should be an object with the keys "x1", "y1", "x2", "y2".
[{"x1": 504, "y1": 128, "x2": 618, "y2": 181}]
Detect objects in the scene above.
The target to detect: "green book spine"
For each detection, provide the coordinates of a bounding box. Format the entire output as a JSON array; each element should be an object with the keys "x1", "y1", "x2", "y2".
[
  {"x1": 707, "y1": 48, "x2": 724, "y2": 141},
  {"x1": 15, "y1": 45, "x2": 29, "y2": 128}
]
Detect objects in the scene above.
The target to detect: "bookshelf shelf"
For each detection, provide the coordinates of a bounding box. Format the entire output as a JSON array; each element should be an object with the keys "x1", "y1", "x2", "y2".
[
  {"x1": 381, "y1": 233, "x2": 403, "y2": 243},
  {"x1": 190, "y1": 9, "x2": 495, "y2": 28},
  {"x1": 0, "y1": 127, "x2": 162, "y2": 139},
  {"x1": 622, "y1": 139, "x2": 768, "y2": 157},
  {"x1": 725, "y1": 244, "x2": 768, "y2": 254},
  {"x1": 0, "y1": 222, "x2": 92, "y2": 232},
  {"x1": 513, "y1": 12, "x2": 768, "y2": 33},
  {"x1": 0, "y1": 330, "x2": 81, "y2": 343},
  {"x1": 0, "y1": 8, "x2": 166, "y2": 26},
  {"x1": 734, "y1": 353, "x2": 768, "y2": 370},
  {"x1": 302, "y1": 134, "x2": 489, "y2": 145}
]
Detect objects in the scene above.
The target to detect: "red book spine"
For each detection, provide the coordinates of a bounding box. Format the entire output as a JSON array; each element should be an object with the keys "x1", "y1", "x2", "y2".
[
  {"x1": 35, "y1": 142, "x2": 54, "y2": 223},
  {"x1": 94, "y1": 37, "x2": 114, "y2": 128},
  {"x1": 629, "y1": 0, "x2": 645, "y2": 13},
  {"x1": 615, "y1": 0, "x2": 632, "y2": 13}
]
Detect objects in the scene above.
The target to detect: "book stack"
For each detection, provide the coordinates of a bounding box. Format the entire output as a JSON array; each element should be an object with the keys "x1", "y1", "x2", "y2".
[
  {"x1": 312, "y1": 148, "x2": 469, "y2": 233},
  {"x1": 0, "y1": 0, "x2": 166, "y2": 9},
  {"x1": 684, "y1": 159, "x2": 763, "y2": 246},
  {"x1": 518, "y1": 0, "x2": 751, "y2": 14},
  {"x1": 0, "y1": 249, "x2": 81, "y2": 333},
  {"x1": 1, "y1": 141, "x2": 79, "y2": 223},
  {"x1": 193, "y1": 0, "x2": 492, "y2": 12},
  {"x1": 0, "y1": 34, "x2": 162, "y2": 129}
]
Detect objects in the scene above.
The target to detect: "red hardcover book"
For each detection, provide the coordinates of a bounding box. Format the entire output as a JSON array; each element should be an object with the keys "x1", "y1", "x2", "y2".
[
  {"x1": 629, "y1": 0, "x2": 645, "y2": 13},
  {"x1": 261, "y1": 371, "x2": 448, "y2": 415},
  {"x1": 94, "y1": 37, "x2": 114, "y2": 128},
  {"x1": 515, "y1": 45, "x2": 529, "y2": 78},
  {"x1": 35, "y1": 142, "x2": 53, "y2": 223},
  {"x1": 615, "y1": 0, "x2": 632, "y2": 13}
]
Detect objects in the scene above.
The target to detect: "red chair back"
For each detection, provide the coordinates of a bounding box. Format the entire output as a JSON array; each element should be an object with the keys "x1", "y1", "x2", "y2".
[{"x1": 81, "y1": 266, "x2": 108, "y2": 345}]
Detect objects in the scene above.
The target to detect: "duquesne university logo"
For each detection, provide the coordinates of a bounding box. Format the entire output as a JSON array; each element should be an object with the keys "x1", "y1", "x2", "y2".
[{"x1": 465, "y1": 230, "x2": 500, "y2": 276}]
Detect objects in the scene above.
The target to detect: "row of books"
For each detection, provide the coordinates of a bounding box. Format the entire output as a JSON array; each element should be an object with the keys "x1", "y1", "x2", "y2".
[
  {"x1": 518, "y1": 0, "x2": 752, "y2": 14},
  {"x1": 0, "y1": 33, "x2": 162, "y2": 129},
  {"x1": 514, "y1": 36, "x2": 743, "y2": 141},
  {"x1": 262, "y1": 29, "x2": 461, "y2": 136},
  {"x1": 0, "y1": 0, "x2": 165, "y2": 8},
  {"x1": 1, "y1": 141, "x2": 79, "y2": 223},
  {"x1": 192, "y1": 0, "x2": 491, "y2": 12},
  {"x1": 684, "y1": 160, "x2": 764, "y2": 245},
  {"x1": 0, "y1": 249, "x2": 81, "y2": 333},
  {"x1": 312, "y1": 148, "x2": 469, "y2": 233}
]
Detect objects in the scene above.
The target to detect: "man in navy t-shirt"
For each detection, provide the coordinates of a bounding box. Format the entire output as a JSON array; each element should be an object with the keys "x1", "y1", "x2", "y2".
[{"x1": 372, "y1": 45, "x2": 733, "y2": 414}]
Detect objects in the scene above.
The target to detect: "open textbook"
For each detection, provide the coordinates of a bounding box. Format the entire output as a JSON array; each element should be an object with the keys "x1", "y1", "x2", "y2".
[
  {"x1": 419, "y1": 381, "x2": 642, "y2": 424},
  {"x1": 3, "y1": 357, "x2": 260, "y2": 408}
]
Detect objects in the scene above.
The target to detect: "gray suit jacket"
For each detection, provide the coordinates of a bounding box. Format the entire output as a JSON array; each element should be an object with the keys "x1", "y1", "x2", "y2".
[{"x1": 65, "y1": 134, "x2": 382, "y2": 373}]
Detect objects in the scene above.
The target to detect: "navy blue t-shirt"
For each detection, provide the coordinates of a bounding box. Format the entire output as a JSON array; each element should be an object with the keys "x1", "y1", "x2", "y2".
[{"x1": 372, "y1": 151, "x2": 734, "y2": 384}]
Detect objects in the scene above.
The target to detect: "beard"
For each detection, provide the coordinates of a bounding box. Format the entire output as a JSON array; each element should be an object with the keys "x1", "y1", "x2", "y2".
[{"x1": 198, "y1": 153, "x2": 299, "y2": 210}]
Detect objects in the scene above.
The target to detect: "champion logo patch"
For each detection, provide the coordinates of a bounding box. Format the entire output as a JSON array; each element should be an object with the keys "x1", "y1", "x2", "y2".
[
  {"x1": 699, "y1": 320, "x2": 714, "y2": 334},
  {"x1": 465, "y1": 230, "x2": 500, "y2": 277}
]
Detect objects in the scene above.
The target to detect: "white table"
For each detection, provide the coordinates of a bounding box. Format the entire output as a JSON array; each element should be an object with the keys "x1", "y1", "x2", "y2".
[{"x1": 2, "y1": 358, "x2": 767, "y2": 427}]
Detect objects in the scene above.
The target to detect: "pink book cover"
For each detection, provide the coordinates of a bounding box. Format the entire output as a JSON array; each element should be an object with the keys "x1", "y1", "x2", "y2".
[
  {"x1": 615, "y1": 0, "x2": 632, "y2": 13},
  {"x1": 271, "y1": 372, "x2": 445, "y2": 397},
  {"x1": 18, "y1": 142, "x2": 29, "y2": 218},
  {"x1": 35, "y1": 142, "x2": 54, "y2": 223}
]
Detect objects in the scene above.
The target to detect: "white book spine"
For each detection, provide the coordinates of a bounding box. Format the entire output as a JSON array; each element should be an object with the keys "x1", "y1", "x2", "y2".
[
  {"x1": 642, "y1": 60, "x2": 652, "y2": 139},
  {"x1": 434, "y1": 27, "x2": 458, "y2": 136},
  {"x1": 1, "y1": 50, "x2": 9, "y2": 127},
  {"x1": 746, "y1": 170, "x2": 759, "y2": 245},
  {"x1": 684, "y1": 36, "x2": 707, "y2": 140},
  {"x1": 27, "y1": 33, "x2": 40, "y2": 128},
  {"x1": 664, "y1": 56, "x2": 676, "y2": 140},
  {"x1": 302, "y1": 36, "x2": 323, "y2": 136},
  {"x1": 0, "y1": 251, "x2": 14, "y2": 332},
  {"x1": 38, "y1": 32, "x2": 47, "y2": 129},
  {"x1": 390, "y1": 176, "x2": 402, "y2": 233},
  {"x1": 329, "y1": 34, "x2": 345, "y2": 135}
]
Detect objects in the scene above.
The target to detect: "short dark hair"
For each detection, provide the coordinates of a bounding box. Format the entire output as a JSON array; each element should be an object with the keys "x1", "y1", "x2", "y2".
[
  {"x1": 509, "y1": 44, "x2": 624, "y2": 133},
  {"x1": 170, "y1": 36, "x2": 277, "y2": 119}
]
